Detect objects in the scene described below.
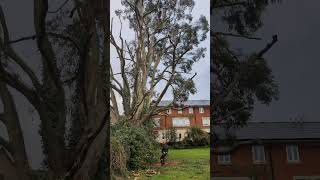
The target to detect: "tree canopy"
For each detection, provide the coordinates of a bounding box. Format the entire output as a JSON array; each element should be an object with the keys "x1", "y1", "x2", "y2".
[{"x1": 211, "y1": 0, "x2": 280, "y2": 129}]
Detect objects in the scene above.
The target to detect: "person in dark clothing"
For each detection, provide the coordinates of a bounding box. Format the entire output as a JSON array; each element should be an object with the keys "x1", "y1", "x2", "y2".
[{"x1": 160, "y1": 142, "x2": 169, "y2": 166}]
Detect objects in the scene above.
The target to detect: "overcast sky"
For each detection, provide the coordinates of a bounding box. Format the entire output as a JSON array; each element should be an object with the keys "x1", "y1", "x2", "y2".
[
  {"x1": 214, "y1": 0, "x2": 320, "y2": 122},
  {"x1": 251, "y1": 0, "x2": 320, "y2": 122},
  {"x1": 1, "y1": 0, "x2": 320, "y2": 170}
]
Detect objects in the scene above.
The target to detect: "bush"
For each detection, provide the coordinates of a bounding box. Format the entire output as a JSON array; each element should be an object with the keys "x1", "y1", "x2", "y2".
[
  {"x1": 165, "y1": 127, "x2": 177, "y2": 143},
  {"x1": 111, "y1": 136, "x2": 128, "y2": 179},
  {"x1": 111, "y1": 121, "x2": 160, "y2": 171},
  {"x1": 182, "y1": 126, "x2": 209, "y2": 147}
]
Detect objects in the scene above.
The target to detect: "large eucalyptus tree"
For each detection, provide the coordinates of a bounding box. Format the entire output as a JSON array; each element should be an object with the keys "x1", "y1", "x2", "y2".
[{"x1": 110, "y1": 0, "x2": 209, "y2": 124}]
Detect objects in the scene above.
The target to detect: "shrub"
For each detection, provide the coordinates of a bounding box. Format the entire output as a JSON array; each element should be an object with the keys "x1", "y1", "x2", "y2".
[
  {"x1": 165, "y1": 127, "x2": 177, "y2": 144},
  {"x1": 111, "y1": 121, "x2": 160, "y2": 171},
  {"x1": 183, "y1": 126, "x2": 209, "y2": 147}
]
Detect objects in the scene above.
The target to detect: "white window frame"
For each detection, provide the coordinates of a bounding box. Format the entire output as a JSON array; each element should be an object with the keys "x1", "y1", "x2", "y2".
[
  {"x1": 153, "y1": 118, "x2": 160, "y2": 127},
  {"x1": 252, "y1": 145, "x2": 266, "y2": 164},
  {"x1": 177, "y1": 107, "x2": 183, "y2": 114},
  {"x1": 188, "y1": 107, "x2": 193, "y2": 114},
  {"x1": 217, "y1": 154, "x2": 231, "y2": 165},
  {"x1": 199, "y1": 107, "x2": 204, "y2": 113},
  {"x1": 167, "y1": 108, "x2": 171, "y2": 114},
  {"x1": 172, "y1": 117, "x2": 190, "y2": 127},
  {"x1": 202, "y1": 117, "x2": 210, "y2": 126},
  {"x1": 286, "y1": 144, "x2": 300, "y2": 163}
]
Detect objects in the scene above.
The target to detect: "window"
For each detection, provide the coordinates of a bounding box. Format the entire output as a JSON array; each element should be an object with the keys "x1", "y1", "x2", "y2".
[
  {"x1": 153, "y1": 118, "x2": 160, "y2": 127},
  {"x1": 287, "y1": 144, "x2": 300, "y2": 163},
  {"x1": 202, "y1": 117, "x2": 210, "y2": 126},
  {"x1": 199, "y1": 107, "x2": 204, "y2": 113},
  {"x1": 172, "y1": 117, "x2": 190, "y2": 127},
  {"x1": 217, "y1": 154, "x2": 231, "y2": 164},
  {"x1": 167, "y1": 108, "x2": 171, "y2": 114},
  {"x1": 188, "y1": 107, "x2": 193, "y2": 114},
  {"x1": 177, "y1": 107, "x2": 183, "y2": 114},
  {"x1": 252, "y1": 145, "x2": 266, "y2": 163}
]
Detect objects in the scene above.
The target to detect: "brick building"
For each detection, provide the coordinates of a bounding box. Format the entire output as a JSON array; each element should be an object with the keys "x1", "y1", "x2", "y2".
[
  {"x1": 153, "y1": 100, "x2": 210, "y2": 142},
  {"x1": 212, "y1": 122, "x2": 320, "y2": 180}
]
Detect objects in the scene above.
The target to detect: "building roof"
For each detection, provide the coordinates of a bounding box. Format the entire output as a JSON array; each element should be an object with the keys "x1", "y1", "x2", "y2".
[
  {"x1": 215, "y1": 121, "x2": 320, "y2": 140},
  {"x1": 158, "y1": 100, "x2": 210, "y2": 107}
]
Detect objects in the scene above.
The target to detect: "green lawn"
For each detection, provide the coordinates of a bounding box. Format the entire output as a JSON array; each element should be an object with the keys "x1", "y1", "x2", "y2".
[{"x1": 140, "y1": 148, "x2": 210, "y2": 180}]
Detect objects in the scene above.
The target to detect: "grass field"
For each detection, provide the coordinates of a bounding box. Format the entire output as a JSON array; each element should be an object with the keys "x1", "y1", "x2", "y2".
[{"x1": 139, "y1": 148, "x2": 210, "y2": 180}]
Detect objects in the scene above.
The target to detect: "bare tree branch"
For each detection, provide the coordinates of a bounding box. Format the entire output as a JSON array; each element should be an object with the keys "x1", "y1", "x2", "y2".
[
  {"x1": 213, "y1": 32, "x2": 262, "y2": 40},
  {"x1": 110, "y1": 66, "x2": 123, "y2": 91},
  {"x1": 0, "y1": 113, "x2": 5, "y2": 124},
  {"x1": 0, "y1": 65, "x2": 40, "y2": 107},
  {"x1": 34, "y1": 0, "x2": 63, "y2": 88},
  {"x1": 212, "y1": 35, "x2": 278, "y2": 110},
  {"x1": 257, "y1": 35, "x2": 278, "y2": 57},
  {"x1": 110, "y1": 89, "x2": 119, "y2": 117},
  {"x1": 0, "y1": 136, "x2": 12, "y2": 155},
  {"x1": 48, "y1": 0, "x2": 70, "y2": 13},
  {"x1": 212, "y1": 2, "x2": 247, "y2": 9},
  {"x1": 0, "y1": 5, "x2": 41, "y2": 91},
  {"x1": 9, "y1": 35, "x2": 36, "y2": 44},
  {"x1": 9, "y1": 33, "x2": 80, "y2": 51}
]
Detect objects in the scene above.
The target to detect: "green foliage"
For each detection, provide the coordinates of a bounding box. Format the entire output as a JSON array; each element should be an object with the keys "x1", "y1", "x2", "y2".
[
  {"x1": 213, "y1": 0, "x2": 281, "y2": 35},
  {"x1": 111, "y1": 136, "x2": 128, "y2": 179},
  {"x1": 183, "y1": 126, "x2": 209, "y2": 147},
  {"x1": 165, "y1": 127, "x2": 178, "y2": 143},
  {"x1": 111, "y1": 121, "x2": 161, "y2": 171},
  {"x1": 212, "y1": 35, "x2": 279, "y2": 129}
]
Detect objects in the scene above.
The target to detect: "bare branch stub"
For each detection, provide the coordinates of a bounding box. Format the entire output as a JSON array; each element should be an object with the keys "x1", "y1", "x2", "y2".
[
  {"x1": 48, "y1": 0, "x2": 71, "y2": 13},
  {"x1": 212, "y1": 32, "x2": 262, "y2": 40}
]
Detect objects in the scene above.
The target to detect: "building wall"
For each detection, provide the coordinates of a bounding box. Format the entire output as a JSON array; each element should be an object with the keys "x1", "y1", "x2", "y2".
[
  {"x1": 212, "y1": 142, "x2": 320, "y2": 180},
  {"x1": 154, "y1": 105, "x2": 210, "y2": 141}
]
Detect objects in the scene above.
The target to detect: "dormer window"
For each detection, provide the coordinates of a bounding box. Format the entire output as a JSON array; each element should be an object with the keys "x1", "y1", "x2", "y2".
[
  {"x1": 167, "y1": 108, "x2": 171, "y2": 114},
  {"x1": 189, "y1": 107, "x2": 193, "y2": 114},
  {"x1": 178, "y1": 107, "x2": 183, "y2": 114},
  {"x1": 218, "y1": 154, "x2": 231, "y2": 165},
  {"x1": 252, "y1": 145, "x2": 266, "y2": 164},
  {"x1": 202, "y1": 117, "x2": 210, "y2": 126},
  {"x1": 153, "y1": 118, "x2": 160, "y2": 127},
  {"x1": 199, "y1": 107, "x2": 204, "y2": 113},
  {"x1": 287, "y1": 144, "x2": 300, "y2": 163}
]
